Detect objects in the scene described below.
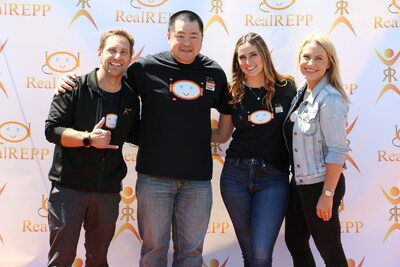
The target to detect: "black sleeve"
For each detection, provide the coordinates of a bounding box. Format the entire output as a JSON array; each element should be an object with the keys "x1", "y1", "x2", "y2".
[
  {"x1": 215, "y1": 67, "x2": 233, "y2": 114},
  {"x1": 126, "y1": 60, "x2": 142, "y2": 92},
  {"x1": 45, "y1": 84, "x2": 78, "y2": 145},
  {"x1": 126, "y1": 94, "x2": 141, "y2": 146}
]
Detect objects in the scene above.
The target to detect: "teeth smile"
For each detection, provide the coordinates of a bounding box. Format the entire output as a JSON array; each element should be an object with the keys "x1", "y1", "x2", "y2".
[{"x1": 305, "y1": 68, "x2": 317, "y2": 72}]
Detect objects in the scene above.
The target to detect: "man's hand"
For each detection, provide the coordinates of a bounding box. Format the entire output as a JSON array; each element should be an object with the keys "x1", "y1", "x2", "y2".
[
  {"x1": 90, "y1": 118, "x2": 119, "y2": 149},
  {"x1": 54, "y1": 72, "x2": 78, "y2": 95}
]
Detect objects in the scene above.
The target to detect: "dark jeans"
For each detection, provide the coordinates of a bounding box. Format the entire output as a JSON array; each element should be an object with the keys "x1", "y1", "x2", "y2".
[
  {"x1": 220, "y1": 158, "x2": 289, "y2": 267},
  {"x1": 285, "y1": 174, "x2": 347, "y2": 267},
  {"x1": 47, "y1": 183, "x2": 120, "y2": 267}
]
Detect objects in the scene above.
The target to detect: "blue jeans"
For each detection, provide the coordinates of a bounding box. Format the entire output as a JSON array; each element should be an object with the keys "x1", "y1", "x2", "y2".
[
  {"x1": 136, "y1": 173, "x2": 212, "y2": 267},
  {"x1": 220, "y1": 158, "x2": 290, "y2": 267}
]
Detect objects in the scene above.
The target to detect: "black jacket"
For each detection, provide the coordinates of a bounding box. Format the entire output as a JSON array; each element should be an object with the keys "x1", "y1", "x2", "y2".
[{"x1": 45, "y1": 69, "x2": 140, "y2": 193}]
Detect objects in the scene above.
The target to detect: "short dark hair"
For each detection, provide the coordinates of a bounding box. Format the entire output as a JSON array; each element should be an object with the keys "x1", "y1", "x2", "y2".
[
  {"x1": 99, "y1": 28, "x2": 134, "y2": 56},
  {"x1": 168, "y1": 10, "x2": 204, "y2": 33}
]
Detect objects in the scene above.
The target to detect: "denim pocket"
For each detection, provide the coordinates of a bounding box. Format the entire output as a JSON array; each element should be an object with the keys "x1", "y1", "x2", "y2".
[
  {"x1": 224, "y1": 157, "x2": 239, "y2": 167},
  {"x1": 261, "y1": 163, "x2": 288, "y2": 176},
  {"x1": 300, "y1": 120, "x2": 317, "y2": 135},
  {"x1": 299, "y1": 107, "x2": 318, "y2": 135}
]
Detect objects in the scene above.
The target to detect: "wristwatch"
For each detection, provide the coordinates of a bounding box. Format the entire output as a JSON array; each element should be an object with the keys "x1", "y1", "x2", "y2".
[
  {"x1": 82, "y1": 133, "x2": 92, "y2": 147},
  {"x1": 322, "y1": 189, "x2": 334, "y2": 197}
]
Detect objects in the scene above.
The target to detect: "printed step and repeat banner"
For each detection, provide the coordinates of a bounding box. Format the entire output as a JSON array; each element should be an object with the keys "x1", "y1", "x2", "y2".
[{"x1": 0, "y1": 0, "x2": 399, "y2": 266}]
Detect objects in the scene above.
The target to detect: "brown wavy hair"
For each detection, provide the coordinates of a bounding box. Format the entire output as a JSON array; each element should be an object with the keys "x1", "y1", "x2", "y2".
[{"x1": 230, "y1": 33, "x2": 294, "y2": 110}]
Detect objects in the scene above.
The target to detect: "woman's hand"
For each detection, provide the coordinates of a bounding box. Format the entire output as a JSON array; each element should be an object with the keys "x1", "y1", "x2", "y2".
[{"x1": 316, "y1": 194, "x2": 333, "y2": 221}]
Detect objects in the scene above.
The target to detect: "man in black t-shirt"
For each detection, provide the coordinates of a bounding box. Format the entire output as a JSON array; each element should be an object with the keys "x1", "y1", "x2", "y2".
[
  {"x1": 46, "y1": 28, "x2": 140, "y2": 266},
  {"x1": 130, "y1": 11, "x2": 230, "y2": 267},
  {"x1": 57, "y1": 10, "x2": 230, "y2": 267}
]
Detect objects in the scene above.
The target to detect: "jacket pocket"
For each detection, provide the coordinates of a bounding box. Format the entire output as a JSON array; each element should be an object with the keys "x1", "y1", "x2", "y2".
[{"x1": 299, "y1": 110, "x2": 318, "y2": 135}]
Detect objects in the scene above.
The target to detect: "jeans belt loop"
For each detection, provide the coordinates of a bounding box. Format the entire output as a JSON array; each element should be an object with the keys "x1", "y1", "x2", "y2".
[{"x1": 234, "y1": 157, "x2": 240, "y2": 167}]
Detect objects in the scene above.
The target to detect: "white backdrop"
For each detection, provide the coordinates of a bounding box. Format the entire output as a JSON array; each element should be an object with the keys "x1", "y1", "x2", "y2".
[{"x1": 0, "y1": 0, "x2": 399, "y2": 266}]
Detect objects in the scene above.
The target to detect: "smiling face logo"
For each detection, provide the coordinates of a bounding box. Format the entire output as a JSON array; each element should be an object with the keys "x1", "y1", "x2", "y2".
[
  {"x1": 248, "y1": 110, "x2": 273, "y2": 125},
  {"x1": 170, "y1": 80, "x2": 202, "y2": 100},
  {"x1": 263, "y1": 0, "x2": 296, "y2": 10},
  {"x1": 130, "y1": 0, "x2": 168, "y2": 9},
  {"x1": 37, "y1": 194, "x2": 49, "y2": 218},
  {"x1": 42, "y1": 51, "x2": 80, "y2": 75},
  {"x1": 0, "y1": 121, "x2": 31, "y2": 144},
  {"x1": 392, "y1": 125, "x2": 400, "y2": 147},
  {"x1": 389, "y1": 0, "x2": 400, "y2": 13},
  {"x1": 106, "y1": 114, "x2": 118, "y2": 129},
  {"x1": 260, "y1": 0, "x2": 296, "y2": 12}
]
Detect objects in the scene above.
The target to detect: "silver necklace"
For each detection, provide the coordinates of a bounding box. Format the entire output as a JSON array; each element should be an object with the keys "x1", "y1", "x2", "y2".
[{"x1": 247, "y1": 86, "x2": 263, "y2": 100}]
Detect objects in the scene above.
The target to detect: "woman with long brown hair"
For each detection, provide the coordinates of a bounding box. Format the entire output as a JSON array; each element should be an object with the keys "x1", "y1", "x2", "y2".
[{"x1": 212, "y1": 32, "x2": 296, "y2": 267}]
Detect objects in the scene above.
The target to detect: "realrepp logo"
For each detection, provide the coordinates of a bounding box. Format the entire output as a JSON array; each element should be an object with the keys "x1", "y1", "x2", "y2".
[
  {"x1": 113, "y1": 186, "x2": 142, "y2": 243},
  {"x1": 0, "y1": 38, "x2": 8, "y2": 97},
  {"x1": 69, "y1": 0, "x2": 98, "y2": 30},
  {"x1": 0, "y1": 121, "x2": 50, "y2": 160},
  {"x1": 245, "y1": 0, "x2": 312, "y2": 27},
  {"x1": 205, "y1": 0, "x2": 229, "y2": 35},
  {"x1": 0, "y1": 121, "x2": 30, "y2": 144},
  {"x1": 380, "y1": 185, "x2": 400, "y2": 242},
  {"x1": 375, "y1": 48, "x2": 400, "y2": 103},
  {"x1": 26, "y1": 50, "x2": 81, "y2": 90},
  {"x1": 330, "y1": 0, "x2": 356, "y2": 35},
  {"x1": 0, "y1": 183, "x2": 6, "y2": 244}
]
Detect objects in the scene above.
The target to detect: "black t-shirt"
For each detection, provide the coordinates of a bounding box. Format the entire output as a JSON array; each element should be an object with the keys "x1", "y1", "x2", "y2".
[
  {"x1": 227, "y1": 81, "x2": 296, "y2": 172},
  {"x1": 101, "y1": 89, "x2": 122, "y2": 135},
  {"x1": 126, "y1": 51, "x2": 231, "y2": 180}
]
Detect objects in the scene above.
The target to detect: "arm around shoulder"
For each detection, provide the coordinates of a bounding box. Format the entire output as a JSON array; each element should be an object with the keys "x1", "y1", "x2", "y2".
[{"x1": 211, "y1": 113, "x2": 234, "y2": 144}]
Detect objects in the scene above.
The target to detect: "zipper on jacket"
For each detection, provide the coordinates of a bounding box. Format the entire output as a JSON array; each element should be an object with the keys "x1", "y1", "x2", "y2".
[
  {"x1": 96, "y1": 98, "x2": 103, "y2": 124},
  {"x1": 95, "y1": 94, "x2": 105, "y2": 190},
  {"x1": 98, "y1": 154, "x2": 106, "y2": 190}
]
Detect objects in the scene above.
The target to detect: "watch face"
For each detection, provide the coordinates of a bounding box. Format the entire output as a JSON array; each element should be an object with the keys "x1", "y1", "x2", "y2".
[
  {"x1": 83, "y1": 136, "x2": 91, "y2": 147},
  {"x1": 324, "y1": 190, "x2": 333, "y2": 196}
]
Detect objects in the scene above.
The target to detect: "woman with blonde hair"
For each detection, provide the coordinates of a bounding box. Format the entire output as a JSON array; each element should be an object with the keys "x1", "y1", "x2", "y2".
[
  {"x1": 283, "y1": 32, "x2": 349, "y2": 267},
  {"x1": 213, "y1": 32, "x2": 296, "y2": 266}
]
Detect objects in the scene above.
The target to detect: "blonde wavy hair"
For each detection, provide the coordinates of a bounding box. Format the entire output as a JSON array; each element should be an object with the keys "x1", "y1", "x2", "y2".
[{"x1": 297, "y1": 32, "x2": 349, "y2": 103}]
